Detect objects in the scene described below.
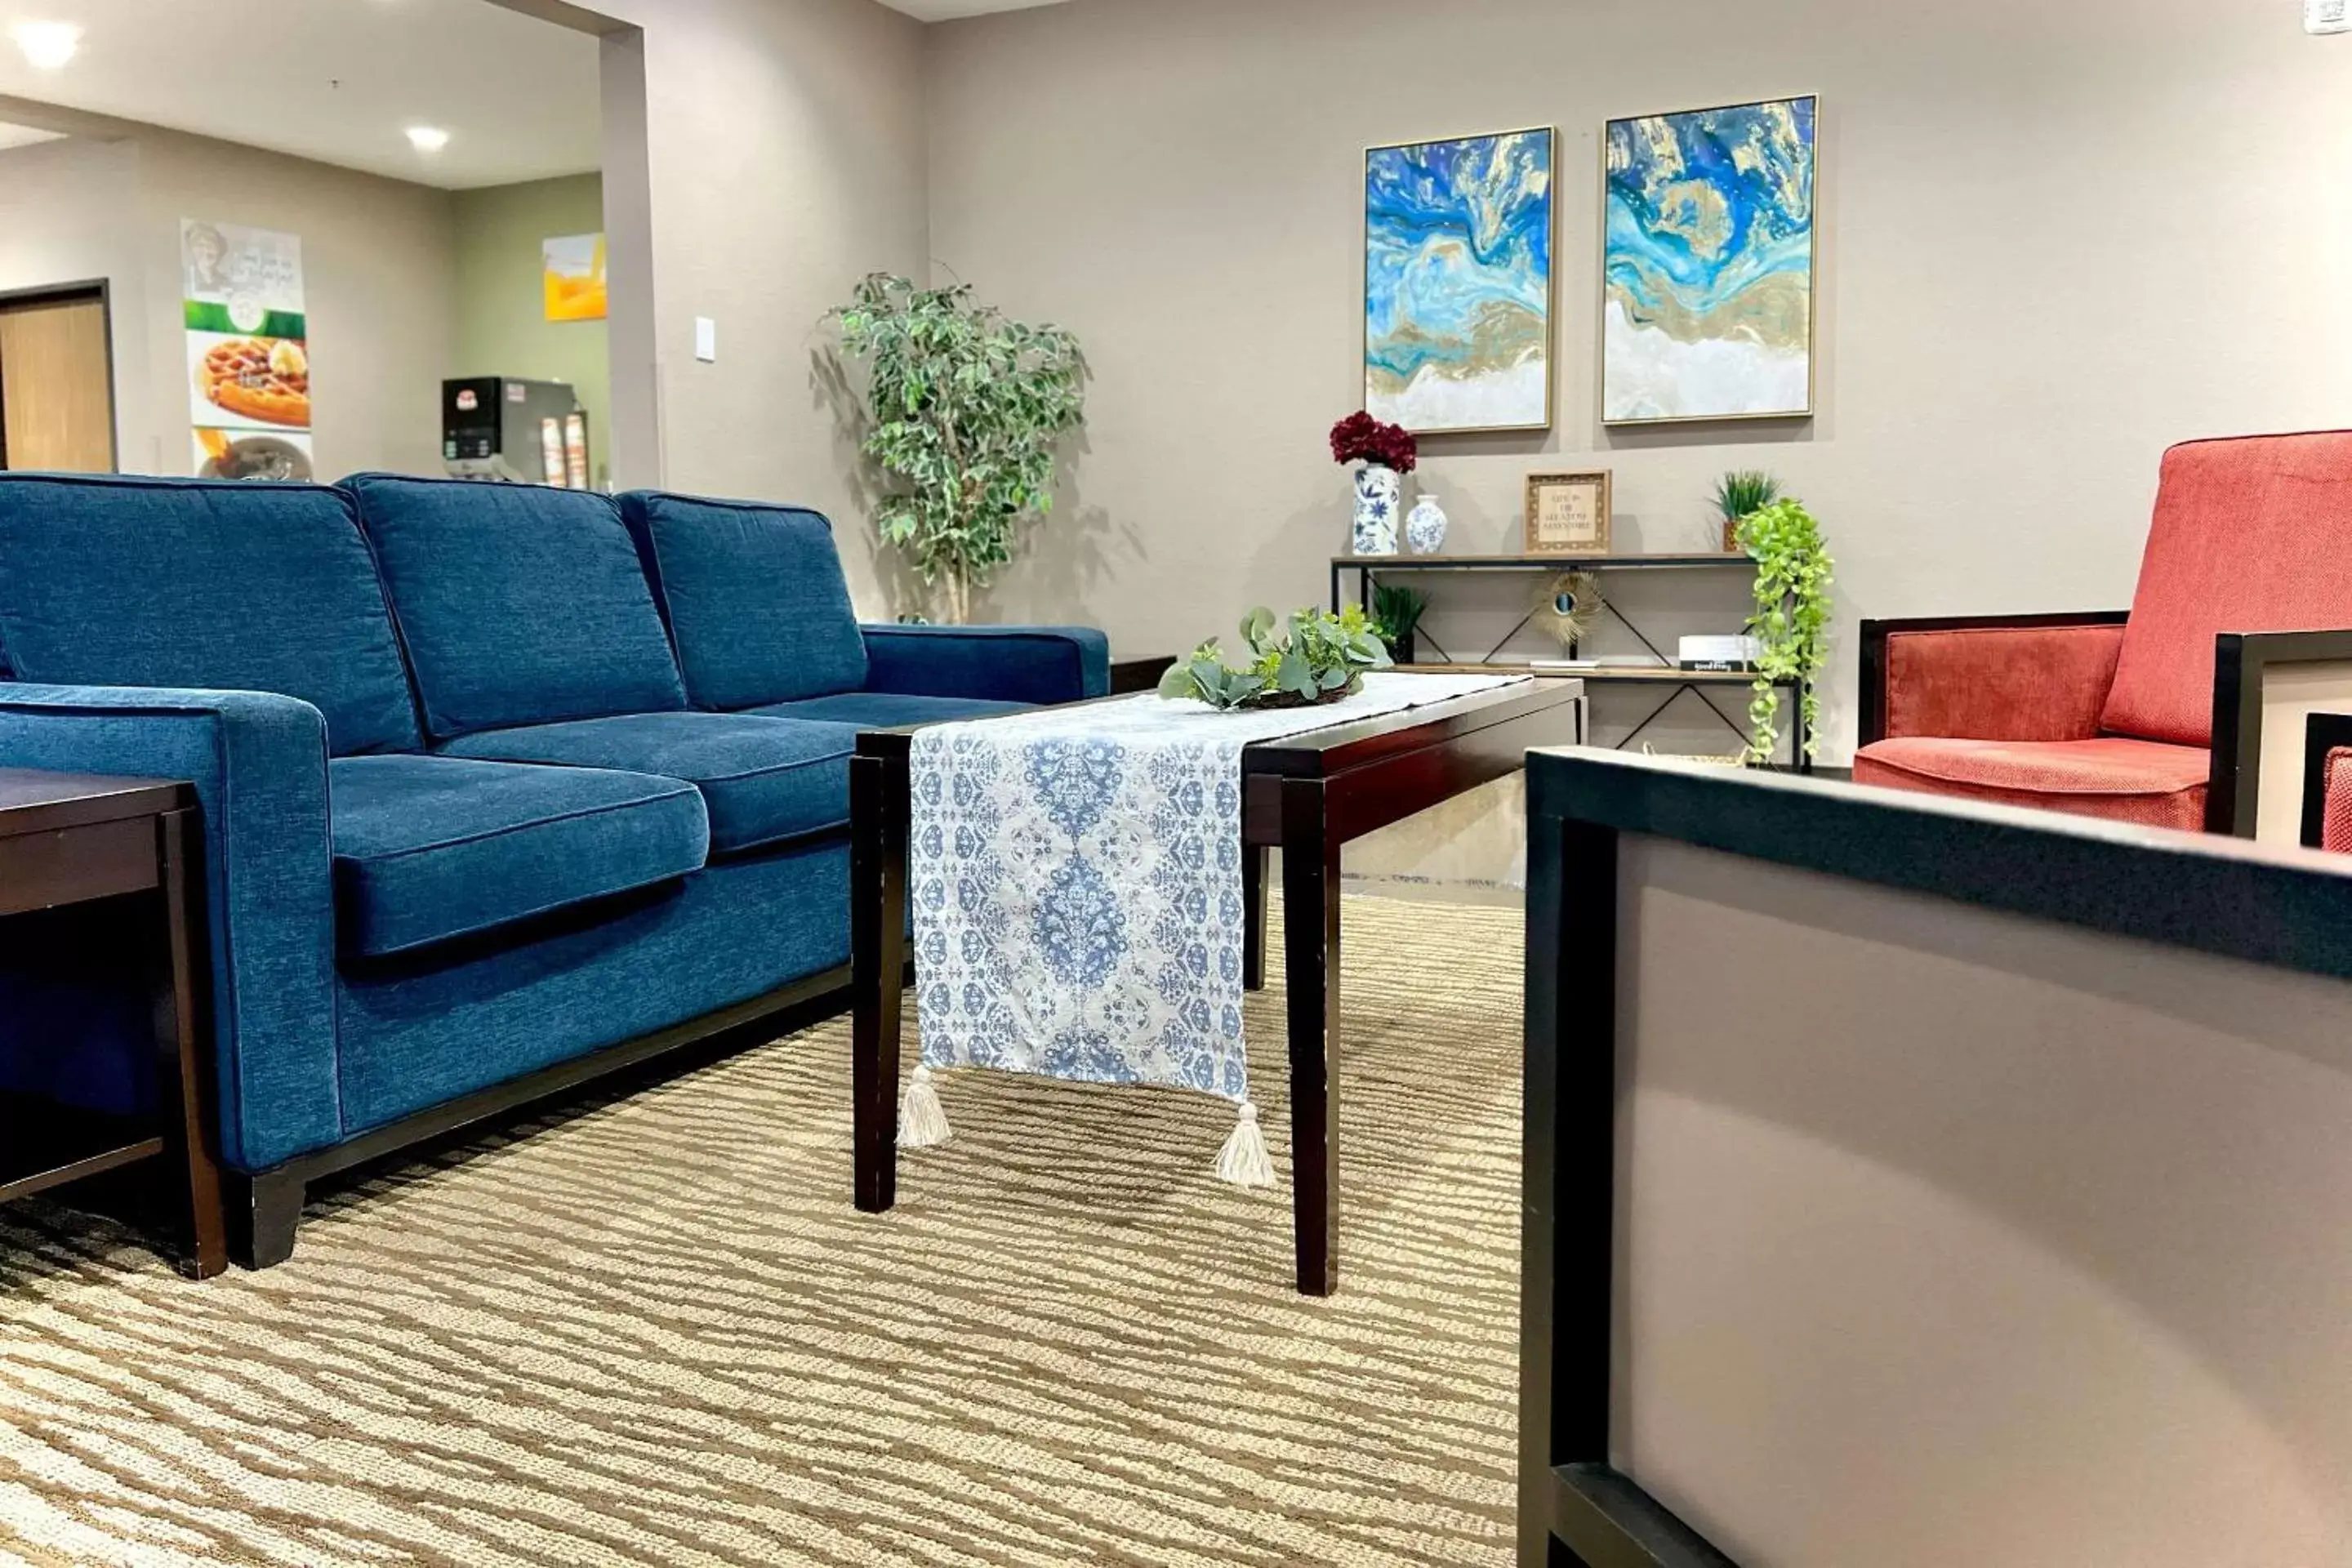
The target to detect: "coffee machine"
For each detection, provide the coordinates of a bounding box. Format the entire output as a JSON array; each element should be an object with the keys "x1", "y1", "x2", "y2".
[{"x1": 442, "y1": 377, "x2": 590, "y2": 488}]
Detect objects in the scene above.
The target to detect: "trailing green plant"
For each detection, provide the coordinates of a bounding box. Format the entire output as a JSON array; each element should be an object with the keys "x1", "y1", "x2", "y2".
[
  {"x1": 1713, "y1": 470, "x2": 1780, "y2": 551},
  {"x1": 1370, "y1": 582, "x2": 1429, "y2": 662},
  {"x1": 1157, "y1": 606, "x2": 1392, "y2": 710},
  {"x1": 1736, "y1": 497, "x2": 1833, "y2": 766},
  {"x1": 828, "y1": 273, "x2": 1086, "y2": 624}
]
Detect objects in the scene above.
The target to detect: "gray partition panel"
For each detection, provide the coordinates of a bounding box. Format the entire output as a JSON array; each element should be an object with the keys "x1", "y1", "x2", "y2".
[{"x1": 1523, "y1": 749, "x2": 2352, "y2": 1568}]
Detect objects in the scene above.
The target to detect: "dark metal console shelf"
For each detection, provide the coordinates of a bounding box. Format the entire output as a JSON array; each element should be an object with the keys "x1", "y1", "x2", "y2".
[{"x1": 1330, "y1": 553, "x2": 1810, "y2": 769}]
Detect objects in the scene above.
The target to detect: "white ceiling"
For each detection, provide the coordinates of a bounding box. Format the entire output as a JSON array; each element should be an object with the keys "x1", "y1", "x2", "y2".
[
  {"x1": 0, "y1": 117, "x2": 60, "y2": 150},
  {"x1": 876, "y1": 0, "x2": 1070, "y2": 19},
  {"x1": 0, "y1": 0, "x2": 601, "y2": 189}
]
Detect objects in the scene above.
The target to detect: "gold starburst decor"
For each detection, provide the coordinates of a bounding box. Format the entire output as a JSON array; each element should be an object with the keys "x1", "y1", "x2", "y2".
[{"x1": 1533, "y1": 572, "x2": 1605, "y2": 648}]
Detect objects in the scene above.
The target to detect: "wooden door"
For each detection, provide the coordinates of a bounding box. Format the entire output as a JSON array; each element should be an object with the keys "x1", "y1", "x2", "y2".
[{"x1": 0, "y1": 293, "x2": 114, "y2": 472}]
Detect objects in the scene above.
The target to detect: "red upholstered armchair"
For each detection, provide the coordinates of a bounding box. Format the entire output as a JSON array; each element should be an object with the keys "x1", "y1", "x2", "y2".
[
  {"x1": 2299, "y1": 715, "x2": 2352, "y2": 852},
  {"x1": 1855, "y1": 430, "x2": 2352, "y2": 841}
]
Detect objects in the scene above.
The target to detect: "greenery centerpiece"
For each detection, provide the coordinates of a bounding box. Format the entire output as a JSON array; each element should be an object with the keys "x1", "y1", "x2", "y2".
[
  {"x1": 1736, "y1": 497, "x2": 1833, "y2": 766},
  {"x1": 828, "y1": 273, "x2": 1087, "y2": 624},
  {"x1": 1158, "y1": 606, "x2": 1392, "y2": 710}
]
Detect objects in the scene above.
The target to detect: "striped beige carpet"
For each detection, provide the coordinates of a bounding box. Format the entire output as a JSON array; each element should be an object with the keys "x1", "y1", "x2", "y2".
[{"x1": 0, "y1": 896, "x2": 1522, "y2": 1567}]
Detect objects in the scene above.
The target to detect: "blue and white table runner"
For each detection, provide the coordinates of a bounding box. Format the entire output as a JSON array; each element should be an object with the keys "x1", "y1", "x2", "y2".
[{"x1": 901, "y1": 671, "x2": 1526, "y2": 1184}]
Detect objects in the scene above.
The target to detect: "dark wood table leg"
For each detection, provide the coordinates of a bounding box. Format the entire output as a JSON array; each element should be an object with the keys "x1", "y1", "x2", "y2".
[
  {"x1": 851, "y1": 746, "x2": 908, "y2": 1213},
  {"x1": 1242, "y1": 842, "x2": 1269, "y2": 992},
  {"x1": 151, "y1": 808, "x2": 225, "y2": 1279},
  {"x1": 1281, "y1": 777, "x2": 1341, "y2": 1296}
]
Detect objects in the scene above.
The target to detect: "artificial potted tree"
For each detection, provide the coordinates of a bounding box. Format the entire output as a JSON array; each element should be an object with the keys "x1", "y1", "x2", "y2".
[{"x1": 830, "y1": 273, "x2": 1087, "y2": 623}]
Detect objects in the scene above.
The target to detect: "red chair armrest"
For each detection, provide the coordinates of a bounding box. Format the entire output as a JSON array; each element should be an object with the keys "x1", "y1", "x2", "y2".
[
  {"x1": 1864, "y1": 617, "x2": 2127, "y2": 743},
  {"x1": 2320, "y1": 747, "x2": 2352, "y2": 853}
]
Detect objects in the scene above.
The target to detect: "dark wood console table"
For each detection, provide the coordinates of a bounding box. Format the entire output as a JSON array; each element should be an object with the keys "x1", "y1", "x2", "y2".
[
  {"x1": 1332, "y1": 554, "x2": 1811, "y2": 768},
  {"x1": 0, "y1": 770, "x2": 225, "y2": 1278},
  {"x1": 851, "y1": 676, "x2": 1584, "y2": 1296}
]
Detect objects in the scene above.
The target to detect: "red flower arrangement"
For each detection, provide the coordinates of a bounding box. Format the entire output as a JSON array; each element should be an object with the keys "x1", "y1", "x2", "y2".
[{"x1": 1329, "y1": 411, "x2": 1417, "y2": 474}]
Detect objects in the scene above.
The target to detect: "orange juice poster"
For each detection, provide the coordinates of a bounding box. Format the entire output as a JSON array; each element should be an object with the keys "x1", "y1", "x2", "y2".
[{"x1": 542, "y1": 233, "x2": 607, "y2": 322}]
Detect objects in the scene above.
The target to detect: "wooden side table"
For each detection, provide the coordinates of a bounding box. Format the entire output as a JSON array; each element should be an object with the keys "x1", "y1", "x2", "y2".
[
  {"x1": 1108, "y1": 655, "x2": 1177, "y2": 695},
  {"x1": 0, "y1": 771, "x2": 225, "y2": 1278}
]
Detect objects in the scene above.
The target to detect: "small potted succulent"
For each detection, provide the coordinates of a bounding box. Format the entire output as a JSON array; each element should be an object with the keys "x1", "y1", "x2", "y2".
[
  {"x1": 1330, "y1": 411, "x2": 1418, "y2": 556},
  {"x1": 1713, "y1": 470, "x2": 1780, "y2": 555},
  {"x1": 1371, "y1": 581, "x2": 1429, "y2": 666},
  {"x1": 1159, "y1": 606, "x2": 1392, "y2": 710}
]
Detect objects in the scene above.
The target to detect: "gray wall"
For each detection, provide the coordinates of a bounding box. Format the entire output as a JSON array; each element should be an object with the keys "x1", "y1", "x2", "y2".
[
  {"x1": 132, "y1": 127, "x2": 458, "y2": 481},
  {"x1": 451, "y1": 173, "x2": 612, "y2": 486},
  {"x1": 0, "y1": 125, "x2": 456, "y2": 480},
  {"x1": 588, "y1": 0, "x2": 932, "y2": 617},
  {"x1": 924, "y1": 0, "x2": 2352, "y2": 760}
]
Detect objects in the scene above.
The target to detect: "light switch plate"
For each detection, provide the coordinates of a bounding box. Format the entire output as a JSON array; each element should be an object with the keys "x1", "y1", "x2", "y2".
[
  {"x1": 694, "y1": 316, "x2": 717, "y2": 362},
  {"x1": 2310, "y1": 0, "x2": 2350, "y2": 33}
]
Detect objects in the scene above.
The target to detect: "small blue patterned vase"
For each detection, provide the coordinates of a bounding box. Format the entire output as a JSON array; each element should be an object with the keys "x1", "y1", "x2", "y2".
[{"x1": 1405, "y1": 493, "x2": 1448, "y2": 555}]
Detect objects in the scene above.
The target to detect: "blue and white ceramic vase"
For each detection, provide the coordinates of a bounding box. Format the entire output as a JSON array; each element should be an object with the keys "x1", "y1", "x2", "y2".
[
  {"x1": 1405, "y1": 493, "x2": 1449, "y2": 555},
  {"x1": 1352, "y1": 463, "x2": 1401, "y2": 556}
]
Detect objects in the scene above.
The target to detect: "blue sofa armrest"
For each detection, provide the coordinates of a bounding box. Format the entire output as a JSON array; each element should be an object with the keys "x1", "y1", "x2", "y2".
[
  {"x1": 0, "y1": 685, "x2": 339, "y2": 1172},
  {"x1": 858, "y1": 625, "x2": 1111, "y2": 704}
]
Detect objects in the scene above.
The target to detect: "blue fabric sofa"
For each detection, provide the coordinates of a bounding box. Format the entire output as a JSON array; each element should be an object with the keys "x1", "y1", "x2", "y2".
[{"x1": 0, "y1": 471, "x2": 1105, "y2": 1265}]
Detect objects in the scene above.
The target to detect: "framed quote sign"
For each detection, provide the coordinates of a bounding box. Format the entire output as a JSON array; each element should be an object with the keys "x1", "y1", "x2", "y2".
[{"x1": 1525, "y1": 470, "x2": 1612, "y2": 555}]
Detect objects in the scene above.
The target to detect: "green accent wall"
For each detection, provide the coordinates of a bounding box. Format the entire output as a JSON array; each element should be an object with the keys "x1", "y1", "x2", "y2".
[{"x1": 452, "y1": 173, "x2": 609, "y2": 486}]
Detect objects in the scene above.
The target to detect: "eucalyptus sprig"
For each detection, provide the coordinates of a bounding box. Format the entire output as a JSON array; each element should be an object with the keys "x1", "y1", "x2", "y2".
[
  {"x1": 829, "y1": 273, "x2": 1086, "y2": 623},
  {"x1": 1159, "y1": 606, "x2": 1392, "y2": 711},
  {"x1": 1736, "y1": 498, "x2": 1833, "y2": 765}
]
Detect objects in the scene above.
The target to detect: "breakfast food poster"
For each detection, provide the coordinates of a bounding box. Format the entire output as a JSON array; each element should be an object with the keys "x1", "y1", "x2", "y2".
[{"x1": 182, "y1": 220, "x2": 315, "y2": 480}]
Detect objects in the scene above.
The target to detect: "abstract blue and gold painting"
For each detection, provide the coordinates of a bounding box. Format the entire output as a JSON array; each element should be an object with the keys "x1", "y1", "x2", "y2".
[
  {"x1": 1365, "y1": 127, "x2": 1555, "y2": 434},
  {"x1": 1602, "y1": 96, "x2": 1815, "y2": 424}
]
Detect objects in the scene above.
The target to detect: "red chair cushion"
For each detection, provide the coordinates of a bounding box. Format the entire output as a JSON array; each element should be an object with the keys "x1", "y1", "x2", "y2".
[
  {"x1": 2324, "y1": 747, "x2": 2352, "y2": 854},
  {"x1": 2100, "y1": 430, "x2": 2352, "y2": 747},
  {"x1": 1854, "y1": 736, "x2": 2210, "y2": 833},
  {"x1": 1882, "y1": 623, "x2": 2123, "y2": 742}
]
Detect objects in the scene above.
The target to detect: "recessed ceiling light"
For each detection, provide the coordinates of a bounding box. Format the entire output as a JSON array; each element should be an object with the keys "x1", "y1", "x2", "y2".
[
  {"x1": 9, "y1": 20, "x2": 81, "y2": 70},
  {"x1": 404, "y1": 126, "x2": 450, "y2": 154}
]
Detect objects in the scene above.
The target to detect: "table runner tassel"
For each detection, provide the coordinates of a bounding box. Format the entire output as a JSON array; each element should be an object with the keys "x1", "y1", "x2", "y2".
[
  {"x1": 1217, "y1": 1101, "x2": 1274, "y2": 1188},
  {"x1": 899, "y1": 1064, "x2": 953, "y2": 1148}
]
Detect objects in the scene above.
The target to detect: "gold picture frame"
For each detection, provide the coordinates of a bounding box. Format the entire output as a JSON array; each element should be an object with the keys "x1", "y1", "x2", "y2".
[
  {"x1": 1364, "y1": 125, "x2": 1559, "y2": 437},
  {"x1": 1597, "y1": 93, "x2": 1820, "y2": 426},
  {"x1": 1525, "y1": 470, "x2": 1612, "y2": 555}
]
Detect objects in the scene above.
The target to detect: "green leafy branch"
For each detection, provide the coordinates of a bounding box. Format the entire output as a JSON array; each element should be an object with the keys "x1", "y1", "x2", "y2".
[{"x1": 1737, "y1": 497, "x2": 1833, "y2": 765}]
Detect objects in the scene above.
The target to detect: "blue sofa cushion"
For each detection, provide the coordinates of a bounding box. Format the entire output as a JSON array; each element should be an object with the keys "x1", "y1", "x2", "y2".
[
  {"x1": 437, "y1": 711, "x2": 861, "y2": 853},
  {"x1": 329, "y1": 754, "x2": 709, "y2": 960},
  {"x1": 0, "y1": 475, "x2": 419, "y2": 755},
  {"x1": 743, "y1": 693, "x2": 1029, "y2": 728},
  {"x1": 335, "y1": 840, "x2": 852, "y2": 1136},
  {"x1": 860, "y1": 624, "x2": 1111, "y2": 704},
  {"x1": 617, "y1": 491, "x2": 868, "y2": 710},
  {"x1": 343, "y1": 474, "x2": 687, "y2": 740}
]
